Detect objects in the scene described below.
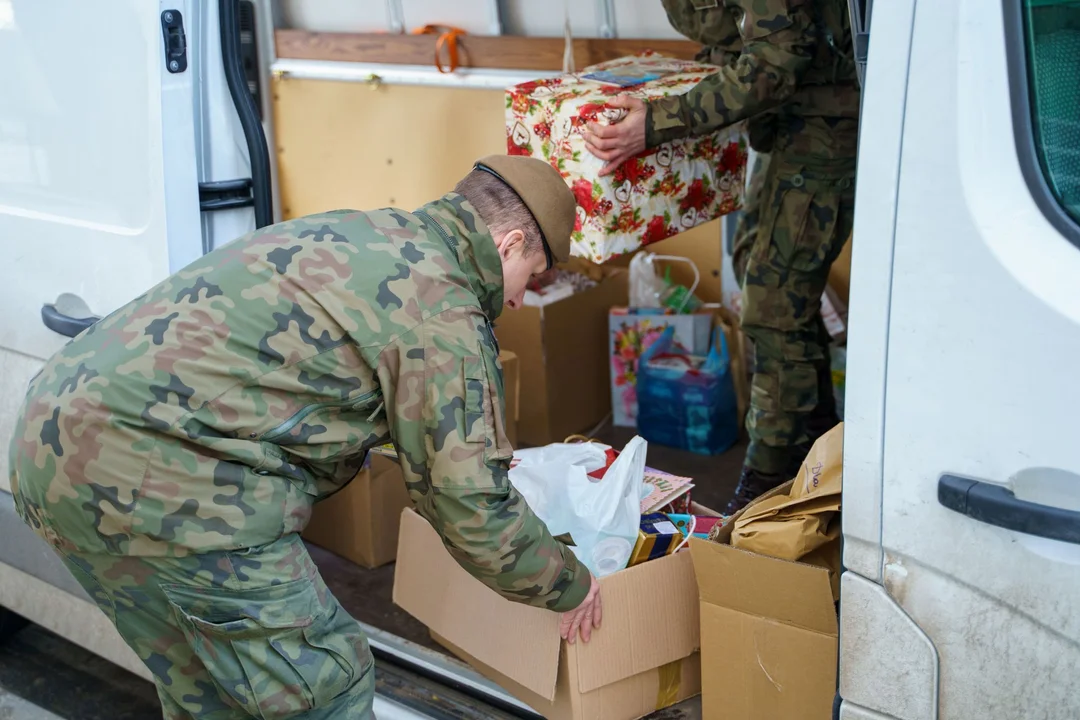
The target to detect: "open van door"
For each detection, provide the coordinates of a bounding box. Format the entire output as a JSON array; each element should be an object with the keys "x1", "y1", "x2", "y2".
[
  {"x1": 841, "y1": 0, "x2": 1080, "y2": 718},
  {"x1": 0, "y1": 0, "x2": 272, "y2": 488},
  {"x1": 0, "y1": 0, "x2": 204, "y2": 364}
]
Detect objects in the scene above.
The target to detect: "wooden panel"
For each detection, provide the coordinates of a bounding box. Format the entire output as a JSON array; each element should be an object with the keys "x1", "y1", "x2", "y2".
[
  {"x1": 275, "y1": 30, "x2": 700, "y2": 71},
  {"x1": 272, "y1": 76, "x2": 507, "y2": 219}
]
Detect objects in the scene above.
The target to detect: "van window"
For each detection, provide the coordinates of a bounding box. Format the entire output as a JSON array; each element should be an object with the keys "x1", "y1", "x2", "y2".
[{"x1": 1022, "y1": 0, "x2": 1080, "y2": 224}]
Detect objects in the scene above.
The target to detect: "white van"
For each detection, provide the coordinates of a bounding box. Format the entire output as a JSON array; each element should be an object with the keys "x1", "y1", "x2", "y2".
[{"x1": 1, "y1": 1, "x2": 1078, "y2": 719}]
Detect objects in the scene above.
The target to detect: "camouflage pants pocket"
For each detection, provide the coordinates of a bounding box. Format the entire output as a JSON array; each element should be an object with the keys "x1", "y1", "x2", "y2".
[
  {"x1": 747, "y1": 363, "x2": 818, "y2": 433},
  {"x1": 161, "y1": 577, "x2": 366, "y2": 719},
  {"x1": 749, "y1": 161, "x2": 851, "y2": 281}
]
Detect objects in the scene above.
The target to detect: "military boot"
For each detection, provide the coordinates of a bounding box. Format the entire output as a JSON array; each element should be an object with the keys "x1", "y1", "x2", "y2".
[{"x1": 723, "y1": 466, "x2": 789, "y2": 515}]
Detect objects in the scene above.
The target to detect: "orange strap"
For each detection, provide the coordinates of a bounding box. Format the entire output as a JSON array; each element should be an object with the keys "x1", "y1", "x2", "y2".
[{"x1": 412, "y1": 25, "x2": 468, "y2": 73}]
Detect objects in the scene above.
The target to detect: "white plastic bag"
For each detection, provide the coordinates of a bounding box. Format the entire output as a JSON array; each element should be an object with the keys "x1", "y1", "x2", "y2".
[
  {"x1": 511, "y1": 437, "x2": 648, "y2": 577},
  {"x1": 629, "y1": 253, "x2": 665, "y2": 308}
]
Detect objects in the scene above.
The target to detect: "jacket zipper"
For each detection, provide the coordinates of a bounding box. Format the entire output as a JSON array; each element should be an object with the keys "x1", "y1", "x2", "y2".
[
  {"x1": 261, "y1": 390, "x2": 381, "y2": 443},
  {"x1": 416, "y1": 210, "x2": 458, "y2": 254}
]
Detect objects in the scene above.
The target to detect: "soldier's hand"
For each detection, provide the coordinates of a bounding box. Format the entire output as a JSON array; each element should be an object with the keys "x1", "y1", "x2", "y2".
[
  {"x1": 559, "y1": 573, "x2": 602, "y2": 645},
  {"x1": 583, "y1": 95, "x2": 648, "y2": 176}
]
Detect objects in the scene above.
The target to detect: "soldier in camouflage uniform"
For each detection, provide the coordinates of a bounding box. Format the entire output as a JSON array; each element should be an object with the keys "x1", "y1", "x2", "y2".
[
  {"x1": 8, "y1": 155, "x2": 602, "y2": 719},
  {"x1": 584, "y1": 0, "x2": 859, "y2": 512}
]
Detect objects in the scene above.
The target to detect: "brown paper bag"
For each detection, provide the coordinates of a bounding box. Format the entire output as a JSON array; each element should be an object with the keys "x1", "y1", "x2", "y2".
[{"x1": 730, "y1": 424, "x2": 843, "y2": 597}]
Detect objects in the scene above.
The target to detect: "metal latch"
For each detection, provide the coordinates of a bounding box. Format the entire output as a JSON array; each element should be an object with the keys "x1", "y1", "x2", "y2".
[
  {"x1": 161, "y1": 10, "x2": 188, "y2": 74},
  {"x1": 199, "y1": 179, "x2": 254, "y2": 212}
]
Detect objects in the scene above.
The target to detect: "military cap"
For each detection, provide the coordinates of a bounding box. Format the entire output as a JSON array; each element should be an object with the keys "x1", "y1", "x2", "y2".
[{"x1": 473, "y1": 155, "x2": 575, "y2": 269}]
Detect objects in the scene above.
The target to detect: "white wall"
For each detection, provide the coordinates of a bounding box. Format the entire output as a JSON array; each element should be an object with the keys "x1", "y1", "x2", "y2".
[{"x1": 278, "y1": 0, "x2": 686, "y2": 39}]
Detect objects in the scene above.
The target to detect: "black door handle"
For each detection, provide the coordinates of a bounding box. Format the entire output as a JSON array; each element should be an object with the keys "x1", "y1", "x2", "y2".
[
  {"x1": 41, "y1": 304, "x2": 100, "y2": 338},
  {"x1": 939, "y1": 474, "x2": 1080, "y2": 545}
]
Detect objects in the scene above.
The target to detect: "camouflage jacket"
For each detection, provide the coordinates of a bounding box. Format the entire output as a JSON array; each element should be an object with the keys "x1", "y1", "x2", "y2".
[
  {"x1": 647, "y1": 0, "x2": 861, "y2": 156},
  {"x1": 9, "y1": 194, "x2": 590, "y2": 612}
]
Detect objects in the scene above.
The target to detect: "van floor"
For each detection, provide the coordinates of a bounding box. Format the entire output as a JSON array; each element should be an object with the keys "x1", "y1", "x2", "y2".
[{"x1": 319, "y1": 425, "x2": 747, "y2": 652}]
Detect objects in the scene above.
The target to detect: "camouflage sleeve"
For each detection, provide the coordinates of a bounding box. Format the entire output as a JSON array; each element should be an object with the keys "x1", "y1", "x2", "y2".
[
  {"x1": 645, "y1": 0, "x2": 818, "y2": 147},
  {"x1": 375, "y1": 306, "x2": 590, "y2": 612}
]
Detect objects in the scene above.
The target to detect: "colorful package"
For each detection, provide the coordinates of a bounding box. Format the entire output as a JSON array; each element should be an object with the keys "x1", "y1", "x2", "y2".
[
  {"x1": 661, "y1": 492, "x2": 694, "y2": 515},
  {"x1": 629, "y1": 513, "x2": 685, "y2": 567},
  {"x1": 667, "y1": 514, "x2": 724, "y2": 540},
  {"x1": 610, "y1": 308, "x2": 713, "y2": 427},
  {"x1": 506, "y1": 52, "x2": 747, "y2": 263}
]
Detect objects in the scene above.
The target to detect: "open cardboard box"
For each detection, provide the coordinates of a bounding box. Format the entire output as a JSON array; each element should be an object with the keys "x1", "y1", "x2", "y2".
[
  {"x1": 690, "y1": 482, "x2": 838, "y2": 720},
  {"x1": 394, "y1": 505, "x2": 706, "y2": 720},
  {"x1": 494, "y1": 265, "x2": 627, "y2": 446}
]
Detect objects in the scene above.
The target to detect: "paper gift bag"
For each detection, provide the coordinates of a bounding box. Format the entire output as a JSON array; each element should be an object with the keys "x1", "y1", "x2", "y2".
[
  {"x1": 506, "y1": 51, "x2": 747, "y2": 264},
  {"x1": 609, "y1": 308, "x2": 714, "y2": 427},
  {"x1": 730, "y1": 423, "x2": 844, "y2": 597}
]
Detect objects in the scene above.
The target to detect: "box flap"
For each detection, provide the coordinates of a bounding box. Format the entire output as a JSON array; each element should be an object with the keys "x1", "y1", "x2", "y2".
[
  {"x1": 689, "y1": 539, "x2": 837, "y2": 636},
  {"x1": 567, "y1": 550, "x2": 699, "y2": 693},
  {"x1": 392, "y1": 509, "x2": 562, "y2": 699}
]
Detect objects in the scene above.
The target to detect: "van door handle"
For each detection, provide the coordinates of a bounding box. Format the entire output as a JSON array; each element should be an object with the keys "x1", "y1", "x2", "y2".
[
  {"x1": 41, "y1": 302, "x2": 100, "y2": 338},
  {"x1": 939, "y1": 474, "x2": 1080, "y2": 545}
]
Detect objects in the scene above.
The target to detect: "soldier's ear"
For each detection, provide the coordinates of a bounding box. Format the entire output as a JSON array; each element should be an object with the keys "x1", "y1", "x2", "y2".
[{"x1": 496, "y1": 229, "x2": 527, "y2": 259}]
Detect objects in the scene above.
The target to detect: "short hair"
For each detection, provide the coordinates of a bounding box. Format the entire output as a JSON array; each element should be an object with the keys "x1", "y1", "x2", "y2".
[{"x1": 454, "y1": 169, "x2": 544, "y2": 256}]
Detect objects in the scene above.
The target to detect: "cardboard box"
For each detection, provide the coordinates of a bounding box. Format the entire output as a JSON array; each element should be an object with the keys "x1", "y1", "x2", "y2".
[
  {"x1": 495, "y1": 269, "x2": 628, "y2": 446},
  {"x1": 690, "y1": 484, "x2": 838, "y2": 720},
  {"x1": 500, "y1": 350, "x2": 520, "y2": 448},
  {"x1": 302, "y1": 454, "x2": 411, "y2": 569},
  {"x1": 394, "y1": 508, "x2": 702, "y2": 720}
]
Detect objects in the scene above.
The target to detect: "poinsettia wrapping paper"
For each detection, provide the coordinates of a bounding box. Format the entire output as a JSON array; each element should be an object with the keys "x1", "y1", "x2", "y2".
[{"x1": 506, "y1": 52, "x2": 748, "y2": 264}]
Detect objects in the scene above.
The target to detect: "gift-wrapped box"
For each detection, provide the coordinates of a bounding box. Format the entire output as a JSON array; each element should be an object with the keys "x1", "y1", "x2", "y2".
[{"x1": 506, "y1": 51, "x2": 748, "y2": 264}]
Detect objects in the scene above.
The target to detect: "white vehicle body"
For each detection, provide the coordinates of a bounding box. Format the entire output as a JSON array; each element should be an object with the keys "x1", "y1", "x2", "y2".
[{"x1": 1, "y1": 1, "x2": 1078, "y2": 719}]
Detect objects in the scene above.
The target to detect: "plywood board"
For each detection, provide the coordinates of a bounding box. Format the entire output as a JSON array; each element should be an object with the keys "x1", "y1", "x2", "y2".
[
  {"x1": 273, "y1": 76, "x2": 507, "y2": 218},
  {"x1": 275, "y1": 30, "x2": 699, "y2": 72}
]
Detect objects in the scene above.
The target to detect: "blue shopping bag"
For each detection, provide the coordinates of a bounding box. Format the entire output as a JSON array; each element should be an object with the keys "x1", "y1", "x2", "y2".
[{"x1": 636, "y1": 325, "x2": 738, "y2": 456}]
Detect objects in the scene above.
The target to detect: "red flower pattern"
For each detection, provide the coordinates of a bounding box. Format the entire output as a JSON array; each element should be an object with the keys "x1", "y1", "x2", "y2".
[
  {"x1": 643, "y1": 214, "x2": 675, "y2": 245},
  {"x1": 572, "y1": 178, "x2": 597, "y2": 216},
  {"x1": 506, "y1": 53, "x2": 746, "y2": 262},
  {"x1": 679, "y1": 178, "x2": 716, "y2": 213},
  {"x1": 720, "y1": 141, "x2": 743, "y2": 175}
]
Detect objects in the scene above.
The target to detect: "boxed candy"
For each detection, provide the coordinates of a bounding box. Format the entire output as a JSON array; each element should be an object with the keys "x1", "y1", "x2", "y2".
[{"x1": 506, "y1": 52, "x2": 747, "y2": 263}]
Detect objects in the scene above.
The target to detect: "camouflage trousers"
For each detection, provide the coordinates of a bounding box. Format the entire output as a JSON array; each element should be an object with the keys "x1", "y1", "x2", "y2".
[
  {"x1": 735, "y1": 149, "x2": 855, "y2": 475},
  {"x1": 55, "y1": 533, "x2": 375, "y2": 720}
]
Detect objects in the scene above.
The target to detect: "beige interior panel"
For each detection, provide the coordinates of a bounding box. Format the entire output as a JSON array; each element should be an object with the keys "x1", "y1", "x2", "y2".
[{"x1": 273, "y1": 76, "x2": 507, "y2": 219}]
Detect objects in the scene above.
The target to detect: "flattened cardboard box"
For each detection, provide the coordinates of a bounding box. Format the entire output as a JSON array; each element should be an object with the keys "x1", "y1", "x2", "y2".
[
  {"x1": 394, "y1": 508, "x2": 701, "y2": 720},
  {"x1": 302, "y1": 454, "x2": 410, "y2": 569},
  {"x1": 495, "y1": 269, "x2": 628, "y2": 446},
  {"x1": 690, "y1": 481, "x2": 838, "y2": 720}
]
